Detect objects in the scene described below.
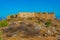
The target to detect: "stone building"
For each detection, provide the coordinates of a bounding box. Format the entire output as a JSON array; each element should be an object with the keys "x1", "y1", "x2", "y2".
[
  {"x1": 7, "y1": 12, "x2": 55, "y2": 20},
  {"x1": 17, "y1": 12, "x2": 35, "y2": 18},
  {"x1": 35, "y1": 12, "x2": 55, "y2": 20}
]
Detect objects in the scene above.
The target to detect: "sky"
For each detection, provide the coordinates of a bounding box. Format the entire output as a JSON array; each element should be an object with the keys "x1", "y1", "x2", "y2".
[{"x1": 0, "y1": 0, "x2": 60, "y2": 19}]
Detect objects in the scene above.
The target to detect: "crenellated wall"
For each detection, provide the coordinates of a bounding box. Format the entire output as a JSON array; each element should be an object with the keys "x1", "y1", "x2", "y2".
[
  {"x1": 34, "y1": 12, "x2": 55, "y2": 20},
  {"x1": 17, "y1": 12, "x2": 35, "y2": 18},
  {"x1": 7, "y1": 12, "x2": 55, "y2": 20}
]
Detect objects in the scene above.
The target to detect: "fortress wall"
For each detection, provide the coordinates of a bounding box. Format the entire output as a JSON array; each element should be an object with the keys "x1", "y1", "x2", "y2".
[
  {"x1": 35, "y1": 12, "x2": 51, "y2": 20},
  {"x1": 41, "y1": 12, "x2": 55, "y2": 20},
  {"x1": 49, "y1": 13, "x2": 55, "y2": 20},
  {"x1": 17, "y1": 12, "x2": 35, "y2": 18},
  {"x1": 7, "y1": 12, "x2": 55, "y2": 20},
  {"x1": 46, "y1": 13, "x2": 51, "y2": 20},
  {"x1": 34, "y1": 12, "x2": 43, "y2": 19},
  {"x1": 41, "y1": 12, "x2": 48, "y2": 19}
]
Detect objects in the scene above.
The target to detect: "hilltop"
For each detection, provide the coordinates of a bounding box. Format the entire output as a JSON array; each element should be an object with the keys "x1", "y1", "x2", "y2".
[{"x1": 0, "y1": 12, "x2": 60, "y2": 40}]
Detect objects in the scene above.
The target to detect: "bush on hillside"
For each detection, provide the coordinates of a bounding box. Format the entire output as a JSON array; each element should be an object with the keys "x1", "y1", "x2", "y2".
[
  {"x1": 45, "y1": 20, "x2": 52, "y2": 27},
  {"x1": 0, "y1": 20, "x2": 8, "y2": 27}
]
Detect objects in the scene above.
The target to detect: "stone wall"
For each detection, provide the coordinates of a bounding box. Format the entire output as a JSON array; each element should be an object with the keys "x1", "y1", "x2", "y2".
[{"x1": 7, "y1": 12, "x2": 55, "y2": 20}]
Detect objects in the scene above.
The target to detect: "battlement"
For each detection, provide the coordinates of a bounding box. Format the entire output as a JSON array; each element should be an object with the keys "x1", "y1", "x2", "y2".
[{"x1": 7, "y1": 12, "x2": 55, "y2": 20}]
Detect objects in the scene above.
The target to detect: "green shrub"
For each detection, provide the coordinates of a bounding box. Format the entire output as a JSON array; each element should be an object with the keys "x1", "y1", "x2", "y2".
[
  {"x1": 0, "y1": 20, "x2": 8, "y2": 27},
  {"x1": 45, "y1": 20, "x2": 52, "y2": 27}
]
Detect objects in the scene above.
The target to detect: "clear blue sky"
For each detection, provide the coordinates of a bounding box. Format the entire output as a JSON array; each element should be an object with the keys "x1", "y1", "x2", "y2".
[{"x1": 0, "y1": 0, "x2": 60, "y2": 18}]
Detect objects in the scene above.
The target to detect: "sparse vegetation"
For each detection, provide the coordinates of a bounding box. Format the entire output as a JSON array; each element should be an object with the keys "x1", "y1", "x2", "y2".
[
  {"x1": 0, "y1": 20, "x2": 8, "y2": 27},
  {"x1": 0, "y1": 13, "x2": 60, "y2": 40},
  {"x1": 19, "y1": 22, "x2": 40, "y2": 36},
  {"x1": 2, "y1": 22, "x2": 40, "y2": 37},
  {"x1": 45, "y1": 20, "x2": 52, "y2": 27},
  {"x1": 0, "y1": 31, "x2": 3, "y2": 40}
]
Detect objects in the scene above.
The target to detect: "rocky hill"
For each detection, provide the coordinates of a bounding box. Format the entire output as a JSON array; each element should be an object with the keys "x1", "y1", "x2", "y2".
[{"x1": 0, "y1": 12, "x2": 60, "y2": 40}]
